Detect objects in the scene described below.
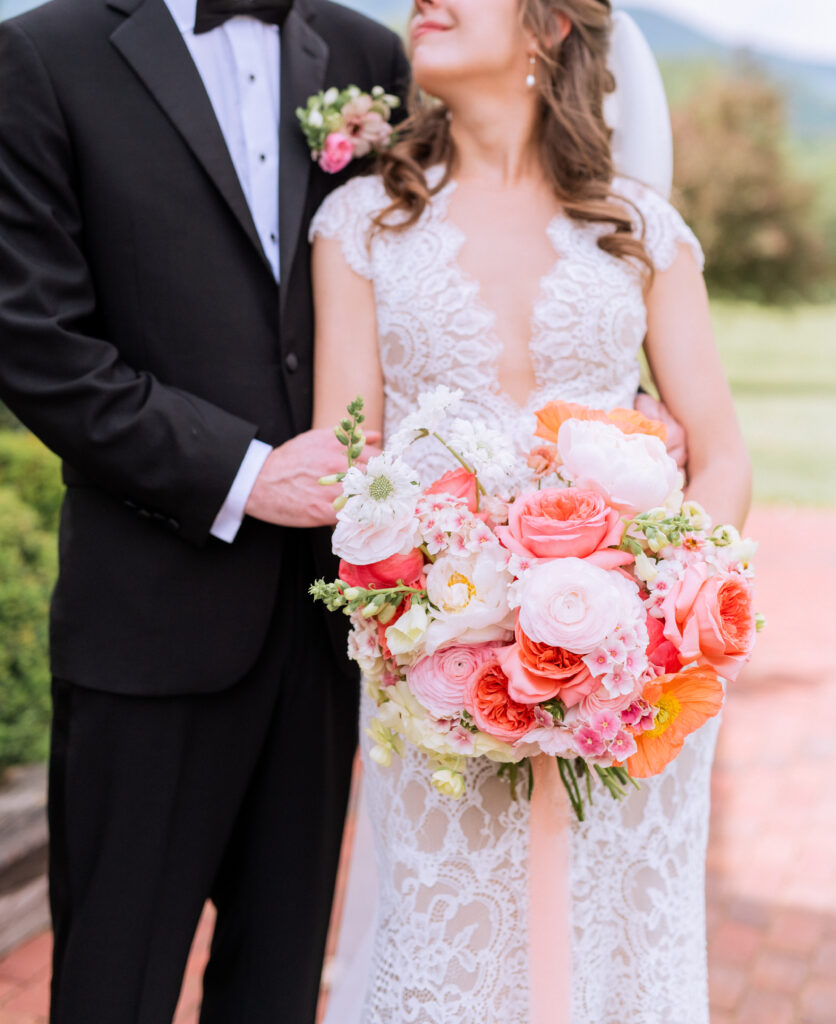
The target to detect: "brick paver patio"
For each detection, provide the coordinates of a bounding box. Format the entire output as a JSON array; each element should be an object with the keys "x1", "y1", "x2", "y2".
[{"x1": 1, "y1": 505, "x2": 834, "y2": 1024}]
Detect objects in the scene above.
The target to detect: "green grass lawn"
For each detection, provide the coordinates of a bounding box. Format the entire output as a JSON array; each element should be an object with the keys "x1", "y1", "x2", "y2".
[{"x1": 710, "y1": 300, "x2": 836, "y2": 506}]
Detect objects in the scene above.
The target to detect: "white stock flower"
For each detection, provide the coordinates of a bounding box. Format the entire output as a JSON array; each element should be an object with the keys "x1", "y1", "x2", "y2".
[
  {"x1": 445, "y1": 418, "x2": 519, "y2": 494},
  {"x1": 423, "y1": 550, "x2": 514, "y2": 654},
  {"x1": 557, "y1": 419, "x2": 680, "y2": 515}
]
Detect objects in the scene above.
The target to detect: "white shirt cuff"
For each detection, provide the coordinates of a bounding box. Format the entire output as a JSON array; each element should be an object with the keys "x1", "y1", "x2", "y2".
[{"x1": 210, "y1": 439, "x2": 272, "y2": 543}]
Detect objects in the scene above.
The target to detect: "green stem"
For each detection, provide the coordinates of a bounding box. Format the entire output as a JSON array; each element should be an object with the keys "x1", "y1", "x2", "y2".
[
  {"x1": 431, "y1": 433, "x2": 488, "y2": 497},
  {"x1": 558, "y1": 757, "x2": 585, "y2": 822}
]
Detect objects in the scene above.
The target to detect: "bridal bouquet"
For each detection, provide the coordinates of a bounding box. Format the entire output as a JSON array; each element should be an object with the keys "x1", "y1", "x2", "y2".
[{"x1": 310, "y1": 388, "x2": 761, "y2": 819}]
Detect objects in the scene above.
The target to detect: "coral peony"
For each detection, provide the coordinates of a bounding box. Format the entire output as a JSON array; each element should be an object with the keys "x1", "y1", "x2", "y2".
[
  {"x1": 424, "y1": 468, "x2": 479, "y2": 513},
  {"x1": 339, "y1": 549, "x2": 425, "y2": 591}
]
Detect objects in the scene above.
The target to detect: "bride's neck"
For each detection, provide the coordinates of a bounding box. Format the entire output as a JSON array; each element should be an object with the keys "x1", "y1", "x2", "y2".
[{"x1": 447, "y1": 94, "x2": 541, "y2": 187}]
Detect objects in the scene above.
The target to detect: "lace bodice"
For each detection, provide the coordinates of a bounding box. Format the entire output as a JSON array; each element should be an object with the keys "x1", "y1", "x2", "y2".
[{"x1": 310, "y1": 169, "x2": 702, "y2": 473}]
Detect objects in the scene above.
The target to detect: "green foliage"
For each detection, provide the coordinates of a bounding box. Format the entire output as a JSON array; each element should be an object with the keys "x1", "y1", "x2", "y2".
[
  {"x1": 671, "y1": 71, "x2": 835, "y2": 303},
  {"x1": 0, "y1": 487, "x2": 57, "y2": 773},
  {"x1": 0, "y1": 430, "x2": 64, "y2": 532}
]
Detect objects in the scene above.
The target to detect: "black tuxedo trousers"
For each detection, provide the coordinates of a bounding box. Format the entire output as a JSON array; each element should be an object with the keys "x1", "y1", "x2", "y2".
[{"x1": 0, "y1": 0, "x2": 410, "y2": 1018}]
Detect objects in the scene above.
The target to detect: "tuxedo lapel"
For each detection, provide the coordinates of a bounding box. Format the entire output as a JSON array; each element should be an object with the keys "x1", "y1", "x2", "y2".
[
  {"x1": 108, "y1": 0, "x2": 272, "y2": 274},
  {"x1": 279, "y1": 0, "x2": 329, "y2": 313}
]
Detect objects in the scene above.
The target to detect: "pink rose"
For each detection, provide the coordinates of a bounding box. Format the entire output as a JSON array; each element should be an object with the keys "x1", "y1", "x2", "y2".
[
  {"x1": 318, "y1": 132, "x2": 354, "y2": 174},
  {"x1": 339, "y1": 549, "x2": 425, "y2": 590},
  {"x1": 662, "y1": 563, "x2": 756, "y2": 681},
  {"x1": 497, "y1": 488, "x2": 632, "y2": 569},
  {"x1": 407, "y1": 644, "x2": 498, "y2": 719},
  {"x1": 465, "y1": 660, "x2": 538, "y2": 742},
  {"x1": 493, "y1": 618, "x2": 597, "y2": 708}
]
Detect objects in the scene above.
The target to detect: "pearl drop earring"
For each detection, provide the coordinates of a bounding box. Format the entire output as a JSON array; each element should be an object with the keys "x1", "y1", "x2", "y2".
[{"x1": 526, "y1": 54, "x2": 537, "y2": 89}]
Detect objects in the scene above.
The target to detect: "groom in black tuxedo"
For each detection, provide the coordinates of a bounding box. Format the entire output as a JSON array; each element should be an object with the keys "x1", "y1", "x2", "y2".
[{"x1": 0, "y1": 0, "x2": 408, "y2": 1020}]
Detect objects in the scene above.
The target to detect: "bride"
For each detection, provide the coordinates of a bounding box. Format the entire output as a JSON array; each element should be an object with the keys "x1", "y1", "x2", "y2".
[{"x1": 310, "y1": 1, "x2": 751, "y2": 1021}]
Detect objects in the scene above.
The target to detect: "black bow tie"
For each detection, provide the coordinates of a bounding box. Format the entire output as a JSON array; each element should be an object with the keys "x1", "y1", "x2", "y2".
[{"x1": 193, "y1": 0, "x2": 294, "y2": 35}]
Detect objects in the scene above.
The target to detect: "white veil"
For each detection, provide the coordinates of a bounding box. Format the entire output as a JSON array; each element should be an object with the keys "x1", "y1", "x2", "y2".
[{"x1": 321, "y1": 13, "x2": 674, "y2": 1022}]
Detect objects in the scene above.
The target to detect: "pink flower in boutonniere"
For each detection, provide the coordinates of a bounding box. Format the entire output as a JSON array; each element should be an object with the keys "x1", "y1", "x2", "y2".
[
  {"x1": 297, "y1": 84, "x2": 400, "y2": 174},
  {"x1": 319, "y1": 133, "x2": 354, "y2": 174}
]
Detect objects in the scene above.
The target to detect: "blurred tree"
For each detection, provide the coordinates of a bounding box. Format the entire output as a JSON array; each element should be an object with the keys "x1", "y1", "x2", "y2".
[{"x1": 671, "y1": 72, "x2": 833, "y2": 303}]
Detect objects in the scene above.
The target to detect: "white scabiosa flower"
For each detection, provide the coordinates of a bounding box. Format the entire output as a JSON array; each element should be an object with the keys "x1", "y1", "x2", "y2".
[{"x1": 332, "y1": 454, "x2": 421, "y2": 564}]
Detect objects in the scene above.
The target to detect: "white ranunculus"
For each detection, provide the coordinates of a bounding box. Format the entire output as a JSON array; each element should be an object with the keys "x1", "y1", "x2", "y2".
[
  {"x1": 557, "y1": 419, "x2": 681, "y2": 516},
  {"x1": 516, "y1": 557, "x2": 629, "y2": 653},
  {"x1": 423, "y1": 551, "x2": 514, "y2": 654}
]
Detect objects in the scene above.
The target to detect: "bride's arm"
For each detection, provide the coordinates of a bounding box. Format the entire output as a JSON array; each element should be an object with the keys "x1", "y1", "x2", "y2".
[
  {"x1": 644, "y1": 246, "x2": 752, "y2": 530},
  {"x1": 312, "y1": 237, "x2": 384, "y2": 436}
]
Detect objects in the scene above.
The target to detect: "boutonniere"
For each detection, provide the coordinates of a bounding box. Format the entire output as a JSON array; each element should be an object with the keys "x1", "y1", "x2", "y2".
[{"x1": 296, "y1": 85, "x2": 401, "y2": 174}]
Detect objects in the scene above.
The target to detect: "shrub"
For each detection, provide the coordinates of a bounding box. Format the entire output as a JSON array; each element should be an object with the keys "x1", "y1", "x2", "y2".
[
  {"x1": 0, "y1": 430, "x2": 64, "y2": 532},
  {"x1": 671, "y1": 72, "x2": 833, "y2": 303},
  {"x1": 0, "y1": 487, "x2": 57, "y2": 773}
]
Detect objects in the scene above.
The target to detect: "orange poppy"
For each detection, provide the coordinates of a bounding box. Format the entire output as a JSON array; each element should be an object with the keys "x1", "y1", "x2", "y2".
[
  {"x1": 626, "y1": 665, "x2": 724, "y2": 779},
  {"x1": 533, "y1": 400, "x2": 667, "y2": 445}
]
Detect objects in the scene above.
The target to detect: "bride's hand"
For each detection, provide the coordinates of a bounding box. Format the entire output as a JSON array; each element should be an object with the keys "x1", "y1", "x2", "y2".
[
  {"x1": 634, "y1": 392, "x2": 688, "y2": 471},
  {"x1": 245, "y1": 428, "x2": 381, "y2": 528}
]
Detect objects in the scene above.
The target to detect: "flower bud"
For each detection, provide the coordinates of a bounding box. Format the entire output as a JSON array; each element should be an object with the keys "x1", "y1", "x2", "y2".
[
  {"x1": 369, "y1": 744, "x2": 392, "y2": 768},
  {"x1": 431, "y1": 769, "x2": 466, "y2": 799}
]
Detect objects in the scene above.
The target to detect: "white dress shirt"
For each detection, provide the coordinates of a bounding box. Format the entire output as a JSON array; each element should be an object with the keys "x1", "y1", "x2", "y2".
[{"x1": 163, "y1": 0, "x2": 278, "y2": 541}]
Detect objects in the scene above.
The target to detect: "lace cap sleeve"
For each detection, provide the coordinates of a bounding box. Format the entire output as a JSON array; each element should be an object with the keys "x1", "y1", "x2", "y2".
[
  {"x1": 615, "y1": 177, "x2": 705, "y2": 273},
  {"x1": 309, "y1": 175, "x2": 386, "y2": 281}
]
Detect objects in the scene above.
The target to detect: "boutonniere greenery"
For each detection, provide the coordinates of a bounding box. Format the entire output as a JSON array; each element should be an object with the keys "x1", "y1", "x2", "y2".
[{"x1": 297, "y1": 85, "x2": 401, "y2": 173}]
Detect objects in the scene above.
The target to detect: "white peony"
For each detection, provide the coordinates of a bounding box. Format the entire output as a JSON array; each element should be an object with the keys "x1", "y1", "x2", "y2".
[
  {"x1": 423, "y1": 550, "x2": 515, "y2": 654},
  {"x1": 557, "y1": 419, "x2": 681, "y2": 515}
]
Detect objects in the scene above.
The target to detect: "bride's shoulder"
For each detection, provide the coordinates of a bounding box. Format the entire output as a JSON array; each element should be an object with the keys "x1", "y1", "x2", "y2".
[
  {"x1": 611, "y1": 175, "x2": 704, "y2": 273},
  {"x1": 309, "y1": 173, "x2": 388, "y2": 279}
]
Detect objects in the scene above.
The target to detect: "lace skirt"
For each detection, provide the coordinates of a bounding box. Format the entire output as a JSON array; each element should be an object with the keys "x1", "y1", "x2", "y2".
[{"x1": 329, "y1": 689, "x2": 720, "y2": 1024}]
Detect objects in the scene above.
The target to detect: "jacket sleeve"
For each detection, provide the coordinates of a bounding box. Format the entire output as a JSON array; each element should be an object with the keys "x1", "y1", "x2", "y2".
[{"x1": 0, "y1": 21, "x2": 259, "y2": 546}]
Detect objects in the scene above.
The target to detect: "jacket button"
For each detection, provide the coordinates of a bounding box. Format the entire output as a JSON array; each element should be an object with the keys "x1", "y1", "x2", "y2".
[{"x1": 284, "y1": 352, "x2": 299, "y2": 372}]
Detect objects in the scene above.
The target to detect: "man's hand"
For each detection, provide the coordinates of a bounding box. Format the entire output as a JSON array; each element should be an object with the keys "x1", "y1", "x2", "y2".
[
  {"x1": 635, "y1": 392, "x2": 688, "y2": 471},
  {"x1": 245, "y1": 429, "x2": 380, "y2": 528}
]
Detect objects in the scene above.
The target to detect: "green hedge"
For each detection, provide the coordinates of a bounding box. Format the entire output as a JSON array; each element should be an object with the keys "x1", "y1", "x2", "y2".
[
  {"x1": 0, "y1": 430, "x2": 64, "y2": 532},
  {"x1": 0, "y1": 486, "x2": 57, "y2": 773}
]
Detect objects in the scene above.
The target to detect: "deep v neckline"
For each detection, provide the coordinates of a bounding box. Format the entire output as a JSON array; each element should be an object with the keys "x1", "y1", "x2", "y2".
[{"x1": 433, "y1": 176, "x2": 566, "y2": 413}]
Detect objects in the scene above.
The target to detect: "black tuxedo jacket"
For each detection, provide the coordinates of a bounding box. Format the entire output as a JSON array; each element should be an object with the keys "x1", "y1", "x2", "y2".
[{"x1": 0, "y1": 0, "x2": 409, "y2": 694}]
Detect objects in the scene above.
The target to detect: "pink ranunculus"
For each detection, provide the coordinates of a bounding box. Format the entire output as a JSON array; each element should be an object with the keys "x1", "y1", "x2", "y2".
[
  {"x1": 516, "y1": 557, "x2": 628, "y2": 654},
  {"x1": 557, "y1": 418, "x2": 680, "y2": 515},
  {"x1": 318, "y1": 132, "x2": 354, "y2": 173},
  {"x1": 339, "y1": 549, "x2": 425, "y2": 591},
  {"x1": 424, "y1": 468, "x2": 479, "y2": 513},
  {"x1": 407, "y1": 644, "x2": 497, "y2": 719},
  {"x1": 464, "y1": 660, "x2": 538, "y2": 742},
  {"x1": 645, "y1": 611, "x2": 681, "y2": 675},
  {"x1": 496, "y1": 488, "x2": 632, "y2": 569},
  {"x1": 662, "y1": 564, "x2": 756, "y2": 681}
]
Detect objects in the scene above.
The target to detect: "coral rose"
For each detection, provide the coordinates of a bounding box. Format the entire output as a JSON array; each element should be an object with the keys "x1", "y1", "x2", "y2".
[
  {"x1": 662, "y1": 564, "x2": 756, "y2": 682},
  {"x1": 407, "y1": 644, "x2": 498, "y2": 719},
  {"x1": 465, "y1": 659, "x2": 538, "y2": 742},
  {"x1": 496, "y1": 635, "x2": 597, "y2": 708},
  {"x1": 496, "y1": 488, "x2": 631, "y2": 569},
  {"x1": 339, "y1": 549, "x2": 425, "y2": 590}
]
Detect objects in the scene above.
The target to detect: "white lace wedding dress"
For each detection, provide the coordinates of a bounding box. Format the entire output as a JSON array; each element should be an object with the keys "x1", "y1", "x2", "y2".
[{"x1": 311, "y1": 169, "x2": 719, "y2": 1024}]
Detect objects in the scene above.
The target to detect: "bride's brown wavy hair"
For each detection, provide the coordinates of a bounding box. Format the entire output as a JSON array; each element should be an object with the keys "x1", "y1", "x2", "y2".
[{"x1": 374, "y1": 0, "x2": 652, "y2": 274}]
